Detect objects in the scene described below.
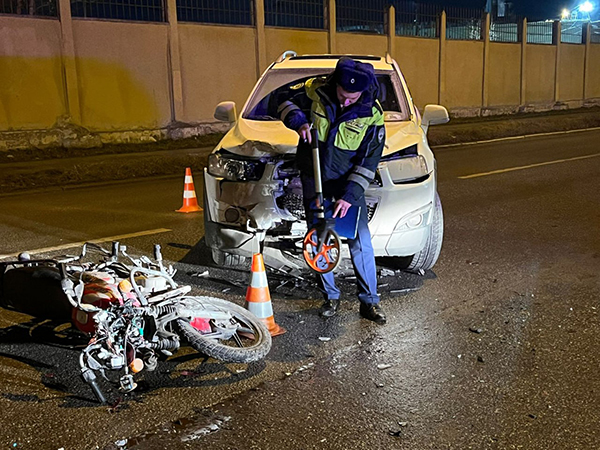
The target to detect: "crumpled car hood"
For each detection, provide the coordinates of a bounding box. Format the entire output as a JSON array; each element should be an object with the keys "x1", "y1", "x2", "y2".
[
  {"x1": 381, "y1": 121, "x2": 423, "y2": 156},
  {"x1": 220, "y1": 118, "x2": 423, "y2": 158},
  {"x1": 220, "y1": 120, "x2": 300, "y2": 157}
]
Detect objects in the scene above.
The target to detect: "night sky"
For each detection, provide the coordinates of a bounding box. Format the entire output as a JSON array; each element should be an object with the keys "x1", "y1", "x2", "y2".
[{"x1": 420, "y1": 0, "x2": 578, "y2": 20}]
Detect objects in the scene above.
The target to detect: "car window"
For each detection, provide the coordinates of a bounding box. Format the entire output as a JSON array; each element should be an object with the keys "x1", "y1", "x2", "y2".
[{"x1": 243, "y1": 68, "x2": 409, "y2": 122}]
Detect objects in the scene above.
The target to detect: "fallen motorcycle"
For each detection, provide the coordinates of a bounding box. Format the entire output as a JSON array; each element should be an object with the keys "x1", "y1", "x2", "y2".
[{"x1": 0, "y1": 242, "x2": 272, "y2": 403}]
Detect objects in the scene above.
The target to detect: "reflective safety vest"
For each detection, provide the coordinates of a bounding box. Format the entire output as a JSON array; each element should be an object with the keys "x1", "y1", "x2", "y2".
[
  {"x1": 306, "y1": 77, "x2": 384, "y2": 153},
  {"x1": 279, "y1": 76, "x2": 385, "y2": 204}
]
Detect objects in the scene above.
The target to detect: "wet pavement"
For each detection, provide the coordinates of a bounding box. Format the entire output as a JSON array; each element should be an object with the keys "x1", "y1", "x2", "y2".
[
  {"x1": 1, "y1": 129, "x2": 600, "y2": 449},
  {"x1": 113, "y1": 131, "x2": 600, "y2": 450}
]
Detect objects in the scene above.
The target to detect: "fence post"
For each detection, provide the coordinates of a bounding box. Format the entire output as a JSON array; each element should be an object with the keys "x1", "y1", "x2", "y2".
[
  {"x1": 57, "y1": 0, "x2": 82, "y2": 124},
  {"x1": 481, "y1": 12, "x2": 490, "y2": 110},
  {"x1": 553, "y1": 20, "x2": 561, "y2": 103},
  {"x1": 520, "y1": 18, "x2": 527, "y2": 106},
  {"x1": 255, "y1": 0, "x2": 267, "y2": 78},
  {"x1": 387, "y1": 5, "x2": 396, "y2": 57},
  {"x1": 166, "y1": 0, "x2": 184, "y2": 122},
  {"x1": 438, "y1": 11, "x2": 447, "y2": 105},
  {"x1": 583, "y1": 22, "x2": 591, "y2": 100},
  {"x1": 327, "y1": 0, "x2": 336, "y2": 53}
]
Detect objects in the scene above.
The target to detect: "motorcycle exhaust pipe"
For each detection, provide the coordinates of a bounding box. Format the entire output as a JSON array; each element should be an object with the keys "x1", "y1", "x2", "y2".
[{"x1": 81, "y1": 368, "x2": 106, "y2": 404}]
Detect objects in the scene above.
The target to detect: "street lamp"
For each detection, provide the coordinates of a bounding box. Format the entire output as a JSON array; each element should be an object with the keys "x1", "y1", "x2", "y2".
[
  {"x1": 580, "y1": 1, "x2": 594, "y2": 12},
  {"x1": 561, "y1": 8, "x2": 571, "y2": 19}
]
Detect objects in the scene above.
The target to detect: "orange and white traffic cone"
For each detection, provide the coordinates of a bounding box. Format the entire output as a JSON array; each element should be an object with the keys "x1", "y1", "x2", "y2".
[
  {"x1": 245, "y1": 253, "x2": 286, "y2": 337},
  {"x1": 176, "y1": 167, "x2": 202, "y2": 213}
]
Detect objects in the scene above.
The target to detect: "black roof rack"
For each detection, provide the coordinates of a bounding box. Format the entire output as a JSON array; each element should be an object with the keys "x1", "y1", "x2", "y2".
[{"x1": 290, "y1": 54, "x2": 382, "y2": 61}]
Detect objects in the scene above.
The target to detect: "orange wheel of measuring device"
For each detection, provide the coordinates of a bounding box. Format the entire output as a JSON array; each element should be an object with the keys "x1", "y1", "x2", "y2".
[{"x1": 302, "y1": 227, "x2": 341, "y2": 274}]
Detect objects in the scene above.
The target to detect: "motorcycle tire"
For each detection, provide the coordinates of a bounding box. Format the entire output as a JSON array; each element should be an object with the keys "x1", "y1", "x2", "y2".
[{"x1": 176, "y1": 297, "x2": 272, "y2": 364}]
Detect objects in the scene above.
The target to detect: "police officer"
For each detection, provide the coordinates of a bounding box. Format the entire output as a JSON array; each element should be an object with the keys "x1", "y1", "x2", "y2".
[{"x1": 278, "y1": 57, "x2": 386, "y2": 324}]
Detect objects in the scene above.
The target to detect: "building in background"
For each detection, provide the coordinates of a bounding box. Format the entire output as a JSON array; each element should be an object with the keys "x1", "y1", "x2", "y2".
[{"x1": 486, "y1": 0, "x2": 514, "y2": 19}]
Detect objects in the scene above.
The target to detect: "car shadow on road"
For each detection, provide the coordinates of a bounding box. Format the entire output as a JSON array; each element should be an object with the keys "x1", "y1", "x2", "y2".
[{"x1": 170, "y1": 238, "x2": 214, "y2": 267}]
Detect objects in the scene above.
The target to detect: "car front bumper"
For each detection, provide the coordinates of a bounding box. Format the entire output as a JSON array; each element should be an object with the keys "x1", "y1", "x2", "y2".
[
  {"x1": 367, "y1": 164, "x2": 436, "y2": 257},
  {"x1": 204, "y1": 163, "x2": 437, "y2": 259}
]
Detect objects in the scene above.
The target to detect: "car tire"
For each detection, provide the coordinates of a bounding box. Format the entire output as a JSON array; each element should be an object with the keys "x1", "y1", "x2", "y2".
[
  {"x1": 406, "y1": 192, "x2": 444, "y2": 273},
  {"x1": 211, "y1": 248, "x2": 250, "y2": 268}
]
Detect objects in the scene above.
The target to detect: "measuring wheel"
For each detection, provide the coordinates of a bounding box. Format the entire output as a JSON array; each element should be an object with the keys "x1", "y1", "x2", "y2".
[{"x1": 303, "y1": 227, "x2": 342, "y2": 274}]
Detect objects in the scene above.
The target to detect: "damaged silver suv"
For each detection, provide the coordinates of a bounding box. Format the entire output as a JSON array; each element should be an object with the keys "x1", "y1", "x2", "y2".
[{"x1": 203, "y1": 52, "x2": 449, "y2": 273}]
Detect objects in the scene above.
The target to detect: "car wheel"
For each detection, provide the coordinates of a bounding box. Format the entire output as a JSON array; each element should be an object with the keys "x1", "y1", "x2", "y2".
[
  {"x1": 406, "y1": 192, "x2": 444, "y2": 273},
  {"x1": 211, "y1": 248, "x2": 250, "y2": 268}
]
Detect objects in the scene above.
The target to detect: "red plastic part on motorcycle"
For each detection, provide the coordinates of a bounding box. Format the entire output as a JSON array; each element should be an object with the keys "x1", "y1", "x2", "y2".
[
  {"x1": 190, "y1": 317, "x2": 211, "y2": 334},
  {"x1": 72, "y1": 283, "x2": 122, "y2": 334}
]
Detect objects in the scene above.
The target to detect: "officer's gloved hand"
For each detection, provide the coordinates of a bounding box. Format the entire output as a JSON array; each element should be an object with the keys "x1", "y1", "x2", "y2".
[{"x1": 298, "y1": 123, "x2": 312, "y2": 144}]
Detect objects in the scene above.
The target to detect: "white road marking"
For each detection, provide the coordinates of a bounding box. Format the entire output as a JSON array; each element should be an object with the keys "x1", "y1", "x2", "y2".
[
  {"x1": 0, "y1": 228, "x2": 172, "y2": 259},
  {"x1": 458, "y1": 152, "x2": 600, "y2": 179},
  {"x1": 435, "y1": 126, "x2": 600, "y2": 149}
]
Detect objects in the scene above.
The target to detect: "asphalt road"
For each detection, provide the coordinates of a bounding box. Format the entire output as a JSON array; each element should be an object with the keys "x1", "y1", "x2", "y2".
[{"x1": 1, "y1": 129, "x2": 599, "y2": 449}]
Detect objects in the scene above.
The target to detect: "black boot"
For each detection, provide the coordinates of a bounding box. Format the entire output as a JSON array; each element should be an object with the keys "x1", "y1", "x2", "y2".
[
  {"x1": 320, "y1": 299, "x2": 340, "y2": 318},
  {"x1": 359, "y1": 303, "x2": 386, "y2": 324}
]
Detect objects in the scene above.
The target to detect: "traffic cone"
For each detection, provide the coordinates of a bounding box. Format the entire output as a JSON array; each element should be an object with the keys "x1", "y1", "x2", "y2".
[
  {"x1": 176, "y1": 167, "x2": 202, "y2": 213},
  {"x1": 245, "y1": 253, "x2": 286, "y2": 337}
]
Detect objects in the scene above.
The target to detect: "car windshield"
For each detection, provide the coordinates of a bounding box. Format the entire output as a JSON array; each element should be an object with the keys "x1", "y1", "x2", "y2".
[{"x1": 243, "y1": 68, "x2": 409, "y2": 122}]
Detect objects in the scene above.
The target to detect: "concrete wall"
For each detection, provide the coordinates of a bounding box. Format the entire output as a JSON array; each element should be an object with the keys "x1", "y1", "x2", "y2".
[
  {"x1": 559, "y1": 43, "x2": 585, "y2": 101},
  {"x1": 525, "y1": 44, "x2": 556, "y2": 103},
  {"x1": 0, "y1": 17, "x2": 66, "y2": 130},
  {"x1": 392, "y1": 36, "x2": 439, "y2": 109},
  {"x1": 2, "y1": 6, "x2": 600, "y2": 147},
  {"x1": 445, "y1": 40, "x2": 485, "y2": 108},
  {"x1": 488, "y1": 42, "x2": 521, "y2": 107},
  {"x1": 337, "y1": 33, "x2": 388, "y2": 57},
  {"x1": 587, "y1": 44, "x2": 600, "y2": 98},
  {"x1": 265, "y1": 28, "x2": 328, "y2": 67},
  {"x1": 179, "y1": 24, "x2": 257, "y2": 123},
  {"x1": 72, "y1": 20, "x2": 171, "y2": 130}
]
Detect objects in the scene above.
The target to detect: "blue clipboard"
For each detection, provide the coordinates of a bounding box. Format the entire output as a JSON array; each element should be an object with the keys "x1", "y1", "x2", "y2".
[{"x1": 323, "y1": 199, "x2": 361, "y2": 240}]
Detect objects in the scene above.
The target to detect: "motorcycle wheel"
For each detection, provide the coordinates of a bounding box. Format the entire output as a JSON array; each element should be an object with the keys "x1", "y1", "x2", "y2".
[{"x1": 176, "y1": 297, "x2": 272, "y2": 363}]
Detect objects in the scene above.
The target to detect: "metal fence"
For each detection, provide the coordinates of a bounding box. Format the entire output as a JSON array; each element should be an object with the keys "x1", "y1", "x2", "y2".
[
  {"x1": 526, "y1": 20, "x2": 553, "y2": 44},
  {"x1": 264, "y1": 0, "x2": 324, "y2": 29},
  {"x1": 336, "y1": 0, "x2": 387, "y2": 34},
  {"x1": 4, "y1": 0, "x2": 600, "y2": 48},
  {"x1": 0, "y1": 0, "x2": 57, "y2": 16},
  {"x1": 70, "y1": 0, "x2": 165, "y2": 21},
  {"x1": 176, "y1": 0, "x2": 252, "y2": 25},
  {"x1": 560, "y1": 19, "x2": 585, "y2": 44},
  {"x1": 395, "y1": 1, "x2": 441, "y2": 39},
  {"x1": 445, "y1": 5, "x2": 483, "y2": 40},
  {"x1": 592, "y1": 21, "x2": 600, "y2": 43},
  {"x1": 490, "y1": 15, "x2": 522, "y2": 43}
]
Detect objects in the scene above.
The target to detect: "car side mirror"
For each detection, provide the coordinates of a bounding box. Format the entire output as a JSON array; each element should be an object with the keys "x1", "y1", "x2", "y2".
[
  {"x1": 421, "y1": 104, "x2": 449, "y2": 134},
  {"x1": 214, "y1": 101, "x2": 237, "y2": 122}
]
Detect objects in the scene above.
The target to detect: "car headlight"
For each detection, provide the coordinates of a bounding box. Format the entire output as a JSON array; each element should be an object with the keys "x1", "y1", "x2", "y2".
[
  {"x1": 393, "y1": 203, "x2": 432, "y2": 232},
  {"x1": 379, "y1": 144, "x2": 429, "y2": 183},
  {"x1": 207, "y1": 151, "x2": 266, "y2": 181}
]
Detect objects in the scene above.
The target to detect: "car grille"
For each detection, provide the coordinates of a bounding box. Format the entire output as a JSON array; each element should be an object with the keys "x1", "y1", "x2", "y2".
[
  {"x1": 367, "y1": 202, "x2": 378, "y2": 222},
  {"x1": 276, "y1": 192, "x2": 304, "y2": 219},
  {"x1": 370, "y1": 171, "x2": 383, "y2": 187}
]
